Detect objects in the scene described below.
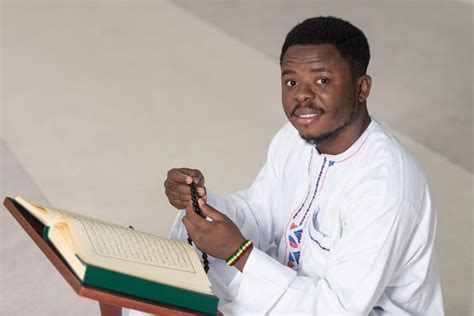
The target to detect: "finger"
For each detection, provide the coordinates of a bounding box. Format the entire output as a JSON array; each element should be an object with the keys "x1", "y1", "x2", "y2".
[
  {"x1": 167, "y1": 169, "x2": 194, "y2": 184},
  {"x1": 197, "y1": 186, "x2": 207, "y2": 198},
  {"x1": 185, "y1": 201, "x2": 208, "y2": 229},
  {"x1": 165, "y1": 177, "x2": 205, "y2": 196},
  {"x1": 165, "y1": 188, "x2": 192, "y2": 202},
  {"x1": 165, "y1": 190, "x2": 191, "y2": 209},
  {"x1": 198, "y1": 199, "x2": 225, "y2": 222},
  {"x1": 179, "y1": 168, "x2": 205, "y2": 186},
  {"x1": 185, "y1": 200, "x2": 194, "y2": 216},
  {"x1": 174, "y1": 182, "x2": 200, "y2": 195},
  {"x1": 182, "y1": 215, "x2": 198, "y2": 237}
]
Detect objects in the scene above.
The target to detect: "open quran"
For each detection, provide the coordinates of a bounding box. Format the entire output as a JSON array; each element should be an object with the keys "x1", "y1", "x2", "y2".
[{"x1": 11, "y1": 196, "x2": 218, "y2": 314}]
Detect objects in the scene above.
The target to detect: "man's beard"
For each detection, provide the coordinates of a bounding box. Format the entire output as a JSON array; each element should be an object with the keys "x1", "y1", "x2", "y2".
[{"x1": 300, "y1": 99, "x2": 358, "y2": 146}]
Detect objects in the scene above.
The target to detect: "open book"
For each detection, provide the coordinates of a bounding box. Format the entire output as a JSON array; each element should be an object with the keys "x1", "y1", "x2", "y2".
[{"x1": 13, "y1": 196, "x2": 218, "y2": 314}]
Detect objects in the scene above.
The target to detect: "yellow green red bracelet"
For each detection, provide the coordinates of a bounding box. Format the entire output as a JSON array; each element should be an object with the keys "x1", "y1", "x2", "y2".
[{"x1": 226, "y1": 239, "x2": 254, "y2": 266}]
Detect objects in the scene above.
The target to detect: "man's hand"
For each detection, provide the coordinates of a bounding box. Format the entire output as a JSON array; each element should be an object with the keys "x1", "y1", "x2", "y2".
[
  {"x1": 183, "y1": 199, "x2": 252, "y2": 271},
  {"x1": 164, "y1": 168, "x2": 206, "y2": 209}
]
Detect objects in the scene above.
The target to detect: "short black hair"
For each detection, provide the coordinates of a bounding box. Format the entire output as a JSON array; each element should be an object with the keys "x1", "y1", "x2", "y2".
[{"x1": 280, "y1": 16, "x2": 370, "y2": 77}]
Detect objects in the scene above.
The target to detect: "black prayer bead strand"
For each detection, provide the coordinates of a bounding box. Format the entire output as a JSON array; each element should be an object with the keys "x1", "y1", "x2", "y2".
[{"x1": 188, "y1": 183, "x2": 210, "y2": 273}]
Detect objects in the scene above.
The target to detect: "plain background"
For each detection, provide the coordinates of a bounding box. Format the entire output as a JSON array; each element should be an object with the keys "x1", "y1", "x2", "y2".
[{"x1": 1, "y1": 0, "x2": 472, "y2": 315}]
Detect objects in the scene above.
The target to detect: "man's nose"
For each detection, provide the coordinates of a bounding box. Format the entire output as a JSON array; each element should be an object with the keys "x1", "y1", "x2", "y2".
[{"x1": 294, "y1": 83, "x2": 315, "y2": 102}]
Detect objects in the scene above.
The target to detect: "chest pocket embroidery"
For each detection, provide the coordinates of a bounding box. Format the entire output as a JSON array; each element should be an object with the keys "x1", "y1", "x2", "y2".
[
  {"x1": 300, "y1": 205, "x2": 333, "y2": 276},
  {"x1": 308, "y1": 205, "x2": 332, "y2": 252}
]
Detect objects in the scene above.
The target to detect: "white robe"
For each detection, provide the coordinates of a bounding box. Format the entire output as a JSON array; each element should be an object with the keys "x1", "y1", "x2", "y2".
[{"x1": 169, "y1": 119, "x2": 444, "y2": 315}]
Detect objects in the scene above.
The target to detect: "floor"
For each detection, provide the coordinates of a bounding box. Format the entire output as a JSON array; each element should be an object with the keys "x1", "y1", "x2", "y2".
[{"x1": 1, "y1": 1, "x2": 472, "y2": 315}]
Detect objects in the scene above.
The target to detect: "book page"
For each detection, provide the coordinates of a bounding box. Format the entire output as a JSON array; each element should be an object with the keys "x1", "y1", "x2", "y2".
[
  {"x1": 15, "y1": 196, "x2": 63, "y2": 225},
  {"x1": 62, "y1": 215, "x2": 212, "y2": 294},
  {"x1": 70, "y1": 214, "x2": 194, "y2": 272}
]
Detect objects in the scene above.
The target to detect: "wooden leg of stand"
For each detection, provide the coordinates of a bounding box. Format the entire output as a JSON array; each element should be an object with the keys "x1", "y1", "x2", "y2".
[{"x1": 99, "y1": 302, "x2": 122, "y2": 316}]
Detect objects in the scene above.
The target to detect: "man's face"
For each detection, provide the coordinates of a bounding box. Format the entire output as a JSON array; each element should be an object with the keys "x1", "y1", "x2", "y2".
[{"x1": 281, "y1": 44, "x2": 359, "y2": 146}]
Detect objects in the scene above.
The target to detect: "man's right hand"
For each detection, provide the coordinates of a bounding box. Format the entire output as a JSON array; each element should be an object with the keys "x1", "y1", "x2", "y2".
[{"x1": 164, "y1": 168, "x2": 206, "y2": 209}]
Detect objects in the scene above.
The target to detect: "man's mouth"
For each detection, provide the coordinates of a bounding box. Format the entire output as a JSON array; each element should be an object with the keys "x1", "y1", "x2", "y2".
[
  {"x1": 292, "y1": 107, "x2": 324, "y2": 124},
  {"x1": 296, "y1": 113, "x2": 320, "y2": 118}
]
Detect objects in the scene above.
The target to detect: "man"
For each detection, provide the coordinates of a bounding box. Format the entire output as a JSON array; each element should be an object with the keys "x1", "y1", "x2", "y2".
[{"x1": 164, "y1": 17, "x2": 444, "y2": 315}]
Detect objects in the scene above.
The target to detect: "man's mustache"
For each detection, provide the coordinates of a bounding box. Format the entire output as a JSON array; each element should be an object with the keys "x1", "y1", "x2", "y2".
[{"x1": 291, "y1": 102, "x2": 325, "y2": 115}]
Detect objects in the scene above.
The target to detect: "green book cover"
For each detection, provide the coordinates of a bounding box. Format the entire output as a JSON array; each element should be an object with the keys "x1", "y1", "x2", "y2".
[{"x1": 83, "y1": 264, "x2": 218, "y2": 314}]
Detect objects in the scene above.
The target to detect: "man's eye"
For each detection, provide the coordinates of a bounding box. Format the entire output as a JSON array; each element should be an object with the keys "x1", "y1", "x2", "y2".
[
  {"x1": 286, "y1": 80, "x2": 297, "y2": 87},
  {"x1": 316, "y1": 78, "x2": 329, "y2": 84}
]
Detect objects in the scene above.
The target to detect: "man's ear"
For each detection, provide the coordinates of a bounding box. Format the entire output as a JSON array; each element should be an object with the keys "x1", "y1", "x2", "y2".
[{"x1": 356, "y1": 75, "x2": 372, "y2": 103}]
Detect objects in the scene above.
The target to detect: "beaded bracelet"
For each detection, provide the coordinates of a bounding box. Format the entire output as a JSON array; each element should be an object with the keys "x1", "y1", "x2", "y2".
[{"x1": 226, "y1": 239, "x2": 253, "y2": 266}]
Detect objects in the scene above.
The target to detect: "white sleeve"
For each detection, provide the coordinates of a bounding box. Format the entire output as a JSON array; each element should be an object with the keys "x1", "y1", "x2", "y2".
[{"x1": 230, "y1": 194, "x2": 420, "y2": 315}]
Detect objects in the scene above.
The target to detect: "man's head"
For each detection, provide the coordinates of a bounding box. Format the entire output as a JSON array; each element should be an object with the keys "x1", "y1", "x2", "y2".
[{"x1": 280, "y1": 17, "x2": 372, "y2": 154}]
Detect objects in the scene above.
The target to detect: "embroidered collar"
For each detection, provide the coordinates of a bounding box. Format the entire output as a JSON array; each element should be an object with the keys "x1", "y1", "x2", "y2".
[{"x1": 313, "y1": 118, "x2": 376, "y2": 163}]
